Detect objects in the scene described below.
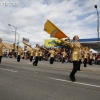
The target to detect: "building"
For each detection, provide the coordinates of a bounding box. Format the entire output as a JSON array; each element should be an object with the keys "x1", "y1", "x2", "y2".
[
  {"x1": 79, "y1": 38, "x2": 100, "y2": 51},
  {"x1": 2, "y1": 42, "x2": 23, "y2": 53}
]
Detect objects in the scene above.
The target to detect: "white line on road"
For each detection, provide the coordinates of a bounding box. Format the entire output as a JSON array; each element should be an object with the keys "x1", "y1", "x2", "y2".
[
  {"x1": 47, "y1": 77, "x2": 100, "y2": 88},
  {"x1": 0, "y1": 68, "x2": 17, "y2": 73}
]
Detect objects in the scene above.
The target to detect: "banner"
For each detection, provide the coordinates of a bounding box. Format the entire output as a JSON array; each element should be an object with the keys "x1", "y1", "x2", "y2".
[
  {"x1": 23, "y1": 38, "x2": 29, "y2": 43},
  {"x1": 45, "y1": 39, "x2": 61, "y2": 47}
]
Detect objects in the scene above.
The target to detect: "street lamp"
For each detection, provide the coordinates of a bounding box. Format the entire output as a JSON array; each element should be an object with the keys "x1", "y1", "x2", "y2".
[
  {"x1": 94, "y1": 5, "x2": 99, "y2": 52},
  {"x1": 12, "y1": 31, "x2": 20, "y2": 45},
  {"x1": 8, "y1": 24, "x2": 17, "y2": 50}
]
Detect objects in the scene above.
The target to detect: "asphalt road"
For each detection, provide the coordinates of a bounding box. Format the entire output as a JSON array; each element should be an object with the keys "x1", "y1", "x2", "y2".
[{"x1": 0, "y1": 58, "x2": 100, "y2": 100}]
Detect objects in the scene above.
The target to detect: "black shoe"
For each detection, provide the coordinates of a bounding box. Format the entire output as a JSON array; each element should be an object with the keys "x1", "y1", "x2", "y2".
[
  {"x1": 70, "y1": 78, "x2": 76, "y2": 82},
  {"x1": 33, "y1": 62, "x2": 35, "y2": 65},
  {"x1": 34, "y1": 64, "x2": 37, "y2": 66},
  {"x1": 69, "y1": 76, "x2": 76, "y2": 82}
]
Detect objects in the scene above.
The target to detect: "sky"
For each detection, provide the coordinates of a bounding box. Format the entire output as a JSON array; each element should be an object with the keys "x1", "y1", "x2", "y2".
[{"x1": 0, "y1": 0, "x2": 100, "y2": 47}]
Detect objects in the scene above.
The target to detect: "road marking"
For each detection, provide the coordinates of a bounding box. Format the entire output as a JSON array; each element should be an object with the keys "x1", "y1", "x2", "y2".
[
  {"x1": 47, "y1": 77, "x2": 100, "y2": 88},
  {"x1": 0, "y1": 68, "x2": 17, "y2": 73}
]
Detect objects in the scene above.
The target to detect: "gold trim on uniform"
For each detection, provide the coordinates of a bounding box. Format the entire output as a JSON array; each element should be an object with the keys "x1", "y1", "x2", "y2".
[
  {"x1": 30, "y1": 50, "x2": 34, "y2": 56},
  {"x1": 49, "y1": 50, "x2": 55, "y2": 58},
  {"x1": 89, "y1": 52, "x2": 93, "y2": 59},
  {"x1": 79, "y1": 50, "x2": 82, "y2": 60},
  {"x1": 39, "y1": 51, "x2": 43, "y2": 57},
  {"x1": 34, "y1": 47, "x2": 40, "y2": 56},
  {"x1": 71, "y1": 42, "x2": 83, "y2": 61},
  {"x1": 17, "y1": 49, "x2": 22, "y2": 56},
  {"x1": 84, "y1": 50, "x2": 89, "y2": 59},
  {"x1": 62, "y1": 52, "x2": 67, "y2": 58}
]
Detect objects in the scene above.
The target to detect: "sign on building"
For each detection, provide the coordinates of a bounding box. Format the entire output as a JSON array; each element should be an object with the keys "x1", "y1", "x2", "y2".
[{"x1": 44, "y1": 39, "x2": 61, "y2": 47}]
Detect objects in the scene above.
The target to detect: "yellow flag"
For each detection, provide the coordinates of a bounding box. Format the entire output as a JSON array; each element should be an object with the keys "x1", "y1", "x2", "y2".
[
  {"x1": 44, "y1": 20, "x2": 67, "y2": 39},
  {"x1": 44, "y1": 20, "x2": 57, "y2": 34}
]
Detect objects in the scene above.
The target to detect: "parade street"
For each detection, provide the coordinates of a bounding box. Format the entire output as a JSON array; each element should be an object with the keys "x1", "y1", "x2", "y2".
[{"x1": 0, "y1": 58, "x2": 100, "y2": 100}]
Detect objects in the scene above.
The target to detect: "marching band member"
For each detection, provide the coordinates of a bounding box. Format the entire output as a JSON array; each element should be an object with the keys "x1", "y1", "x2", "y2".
[
  {"x1": 0, "y1": 38, "x2": 7, "y2": 64},
  {"x1": 49, "y1": 48, "x2": 56, "y2": 64},
  {"x1": 61, "y1": 48, "x2": 67, "y2": 63},
  {"x1": 39, "y1": 48, "x2": 43, "y2": 61},
  {"x1": 16, "y1": 46, "x2": 23, "y2": 62},
  {"x1": 30, "y1": 48, "x2": 34, "y2": 62},
  {"x1": 89, "y1": 51, "x2": 93, "y2": 65},
  {"x1": 33, "y1": 44, "x2": 40, "y2": 66},
  {"x1": 61, "y1": 35, "x2": 83, "y2": 82},
  {"x1": 22, "y1": 41, "x2": 34, "y2": 60},
  {"x1": 69, "y1": 35, "x2": 83, "y2": 81},
  {"x1": 83, "y1": 47, "x2": 89, "y2": 67}
]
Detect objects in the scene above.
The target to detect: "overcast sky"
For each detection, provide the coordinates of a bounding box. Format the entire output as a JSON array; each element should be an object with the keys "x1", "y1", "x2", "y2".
[{"x1": 0, "y1": 0, "x2": 100, "y2": 47}]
